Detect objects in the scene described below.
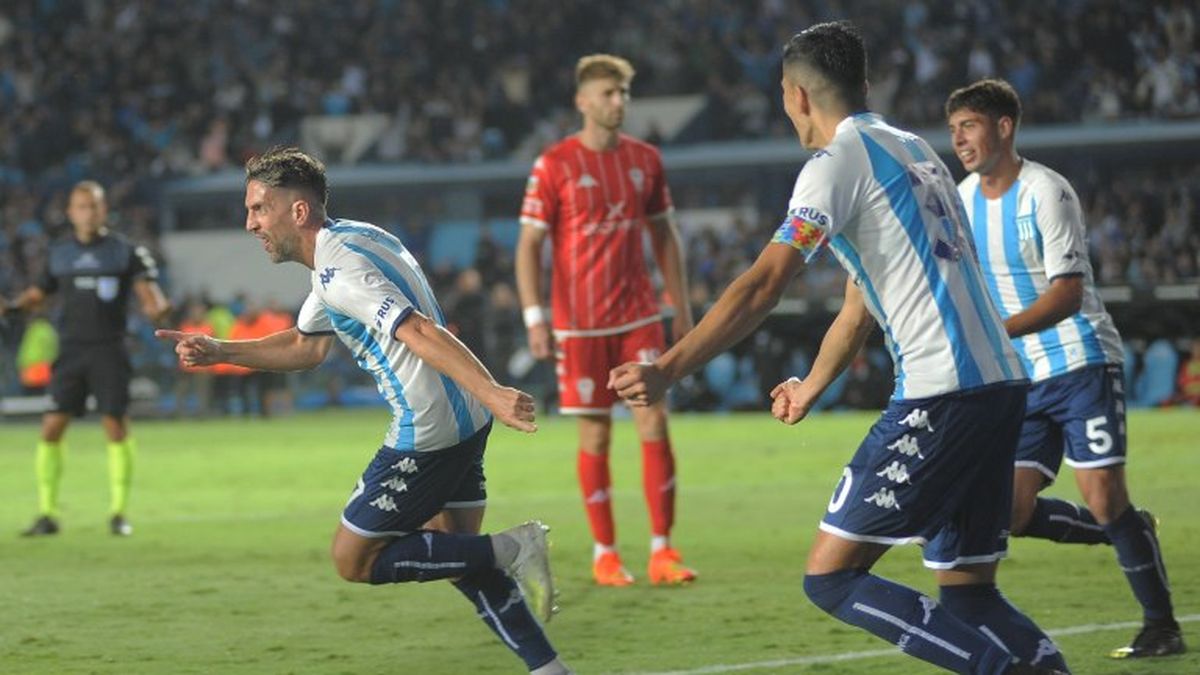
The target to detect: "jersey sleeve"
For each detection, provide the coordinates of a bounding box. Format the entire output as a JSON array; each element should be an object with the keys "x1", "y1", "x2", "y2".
[
  {"x1": 1035, "y1": 179, "x2": 1088, "y2": 280},
  {"x1": 319, "y1": 246, "x2": 415, "y2": 337},
  {"x1": 129, "y1": 243, "x2": 161, "y2": 281},
  {"x1": 645, "y1": 147, "x2": 674, "y2": 219},
  {"x1": 296, "y1": 292, "x2": 333, "y2": 335},
  {"x1": 519, "y1": 155, "x2": 559, "y2": 230},
  {"x1": 770, "y1": 153, "x2": 852, "y2": 262}
]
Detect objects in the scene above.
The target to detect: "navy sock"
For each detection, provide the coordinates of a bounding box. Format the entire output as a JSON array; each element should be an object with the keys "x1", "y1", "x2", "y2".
[
  {"x1": 1022, "y1": 497, "x2": 1108, "y2": 544},
  {"x1": 453, "y1": 568, "x2": 557, "y2": 670},
  {"x1": 940, "y1": 583, "x2": 1068, "y2": 671},
  {"x1": 369, "y1": 530, "x2": 495, "y2": 584},
  {"x1": 804, "y1": 570, "x2": 1013, "y2": 675},
  {"x1": 1104, "y1": 505, "x2": 1174, "y2": 622}
]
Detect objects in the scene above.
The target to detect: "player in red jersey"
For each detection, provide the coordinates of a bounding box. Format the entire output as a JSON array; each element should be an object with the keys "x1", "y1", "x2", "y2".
[{"x1": 516, "y1": 54, "x2": 697, "y2": 586}]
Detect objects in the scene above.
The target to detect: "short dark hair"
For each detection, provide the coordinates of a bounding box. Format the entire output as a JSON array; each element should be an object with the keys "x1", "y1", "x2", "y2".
[
  {"x1": 245, "y1": 147, "x2": 328, "y2": 208},
  {"x1": 782, "y1": 21, "x2": 868, "y2": 110},
  {"x1": 945, "y1": 79, "x2": 1022, "y2": 127}
]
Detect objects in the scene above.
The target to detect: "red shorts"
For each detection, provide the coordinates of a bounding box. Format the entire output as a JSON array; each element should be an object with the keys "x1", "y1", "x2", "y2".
[{"x1": 555, "y1": 321, "x2": 666, "y2": 414}]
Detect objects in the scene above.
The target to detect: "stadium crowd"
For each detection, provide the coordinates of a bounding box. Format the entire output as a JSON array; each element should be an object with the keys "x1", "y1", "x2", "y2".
[{"x1": 2, "y1": 0, "x2": 1199, "y2": 407}]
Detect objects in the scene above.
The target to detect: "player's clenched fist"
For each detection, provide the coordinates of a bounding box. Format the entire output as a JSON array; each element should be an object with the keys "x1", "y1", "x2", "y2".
[
  {"x1": 770, "y1": 376, "x2": 812, "y2": 425},
  {"x1": 486, "y1": 385, "x2": 538, "y2": 433},
  {"x1": 155, "y1": 329, "x2": 223, "y2": 368},
  {"x1": 608, "y1": 361, "x2": 668, "y2": 406}
]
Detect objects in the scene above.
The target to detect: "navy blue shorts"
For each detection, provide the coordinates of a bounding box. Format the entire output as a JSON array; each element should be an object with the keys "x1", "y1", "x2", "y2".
[
  {"x1": 819, "y1": 382, "x2": 1027, "y2": 569},
  {"x1": 341, "y1": 422, "x2": 491, "y2": 538},
  {"x1": 1016, "y1": 364, "x2": 1127, "y2": 484}
]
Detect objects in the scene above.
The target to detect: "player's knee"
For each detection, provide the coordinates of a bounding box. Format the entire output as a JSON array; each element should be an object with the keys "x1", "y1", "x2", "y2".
[
  {"x1": 1010, "y1": 500, "x2": 1036, "y2": 536},
  {"x1": 1079, "y1": 469, "x2": 1129, "y2": 522},
  {"x1": 330, "y1": 542, "x2": 373, "y2": 583},
  {"x1": 803, "y1": 569, "x2": 867, "y2": 615}
]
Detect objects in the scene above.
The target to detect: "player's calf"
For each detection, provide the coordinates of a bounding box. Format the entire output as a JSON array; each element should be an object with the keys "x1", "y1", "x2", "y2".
[{"x1": 803, "y1": 570, "x2": 1016, "y2": 674}]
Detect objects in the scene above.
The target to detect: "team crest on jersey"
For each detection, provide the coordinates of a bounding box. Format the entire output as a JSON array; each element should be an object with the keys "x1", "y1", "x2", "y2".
[
  {"x1": 628, "y1": 167, "x2": 644, "y2": 192},
  {"x1": 96, "y1": 276, "x2": 120, "y2": 302},
  {"x1": 1016, "y1": 214, "x2": 1036, "y2": 241}
]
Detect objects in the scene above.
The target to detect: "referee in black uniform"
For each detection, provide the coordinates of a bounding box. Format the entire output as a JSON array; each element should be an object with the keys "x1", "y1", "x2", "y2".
[{"x1": 4, "y1": 181, "x2": 171, "y2": 536}]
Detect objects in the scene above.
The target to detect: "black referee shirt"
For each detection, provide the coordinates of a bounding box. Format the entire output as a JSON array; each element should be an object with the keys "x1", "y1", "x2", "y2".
[{"x1": 37, "y1": 232, "x2": 160, "y2": 344}]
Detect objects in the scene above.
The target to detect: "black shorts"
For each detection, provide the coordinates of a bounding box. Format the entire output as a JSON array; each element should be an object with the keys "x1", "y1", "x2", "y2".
[{"x1": 49, "y1": 342, "x2": 132, "y2": 417}]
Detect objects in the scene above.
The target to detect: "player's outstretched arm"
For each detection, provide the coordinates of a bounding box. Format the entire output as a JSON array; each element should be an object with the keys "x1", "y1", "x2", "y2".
[
  {"x1": 610, "y1": 242, "x2": 803, "y2": 406},
  {"x1": 769, "y1": 277, "x2": 875, "y2": 425},
  {"x1": 155, "y1": 327, "x2": 332, "y2": 371},
  {"x1": 393, "y1": 311, "x2": 537, "y2": 433}
]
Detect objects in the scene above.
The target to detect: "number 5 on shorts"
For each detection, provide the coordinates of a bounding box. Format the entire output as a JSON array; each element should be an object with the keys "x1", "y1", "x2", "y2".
[{"x1": 1086, "y1": 415, "x2": 1113, "y2": 454}]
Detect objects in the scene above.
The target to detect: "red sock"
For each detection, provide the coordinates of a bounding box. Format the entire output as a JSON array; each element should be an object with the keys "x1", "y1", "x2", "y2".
[
  {"x1": 641, "y1": 439, "x2": 676, "y2": 537},
  {"x1": 577, "y1": 450, "x2": 615, "y2": 546}
]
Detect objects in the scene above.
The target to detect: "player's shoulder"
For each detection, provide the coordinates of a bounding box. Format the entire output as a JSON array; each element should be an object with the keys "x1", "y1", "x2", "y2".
[
  {"x1": 1021, "y1": 160, "x2": 1076, "y2": 200},
  {"x1": 957, "y1": 171, "x2": 981, "y2": 195},
  {"x1": 618, "y1": 133, "x2": 662, "y2": 156},
  {"x1": 537, "y1": 136, "x2": 582, "y2": 164}
]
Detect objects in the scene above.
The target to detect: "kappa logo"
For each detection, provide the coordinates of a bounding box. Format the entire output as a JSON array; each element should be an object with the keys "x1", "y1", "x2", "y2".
[
  {"x1": 1032, "y1": 639, "x2": 1060, "y2": 665},
  {"x1": 380, "y1": 476, "x2": 409, "y2": 493},
  {"x1": 369, "y1": 494, "x2": 399, "y2": 512},
  {"x1": 1059, "y1": 189, "x2": 1072, "y2": 203},
  {"x1": 585, "y1": 488, "x2": 610, "y2": 504},
  {"x1": 319, "y1": 266, "x2": 340, "y2": 289},
  {"x1": 864, "y1": 488, "x2": 901, "y2": 510},
  {"x1": 389, "y1": 457, "x2": 419, "y2": 474},
  {"x1": 887, "y1": 435, "x2": 924, "y2": 459},
  {"x1": 900, "y1": 408, "x2": 934, "y2": 432},
  {"x1": 577, "y1": 174, "x2": 598, "y2": 189},
  {"x1": 919, "y1": 596, "x2": 937, "y2": 625},
  {"x1": 875, "y1": 461, "x2": 913, "y2": 484}
]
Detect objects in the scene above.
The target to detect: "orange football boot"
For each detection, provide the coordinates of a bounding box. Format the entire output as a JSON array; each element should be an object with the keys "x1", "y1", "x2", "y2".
[
  {"x1": 592, "y1": 551, "x2": 635, "y2": 586},
  {"x1": 648, "y1": 547, "x2": 697, "y2": 585}
]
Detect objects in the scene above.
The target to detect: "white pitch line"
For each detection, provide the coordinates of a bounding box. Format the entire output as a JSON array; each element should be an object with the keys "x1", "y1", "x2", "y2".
[{"x1": 625, "y1": 613, "x2": 1200, "y2": 675}]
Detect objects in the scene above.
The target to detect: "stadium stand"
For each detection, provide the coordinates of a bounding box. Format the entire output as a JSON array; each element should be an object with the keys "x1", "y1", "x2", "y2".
[{"x1": 1, "y1": 0, "x2": 1198, "y2": 410}]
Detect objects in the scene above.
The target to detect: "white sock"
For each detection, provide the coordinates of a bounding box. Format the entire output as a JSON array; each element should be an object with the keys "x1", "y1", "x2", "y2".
[
  {"x1": 593, "y1": 542, "x2": 615, "y2": 561},
  {"x1": 651, "y1": 535, "x2": 670, "y2": 552}
]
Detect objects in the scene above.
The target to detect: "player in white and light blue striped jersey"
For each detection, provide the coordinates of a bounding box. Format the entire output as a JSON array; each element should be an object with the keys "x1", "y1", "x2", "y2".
[
  {"x1": 612, "y1": 22, "x2": 1064, "y2": 675},
  {"x1": 948, "y1": 79, "x2": 1183, "y2": 660},
  {"x1": 296, "y1": 219, "x2": 492, "y2": 452},
  {"x1": 157, "y1": 148, "x2": 571, "y2": 675}
]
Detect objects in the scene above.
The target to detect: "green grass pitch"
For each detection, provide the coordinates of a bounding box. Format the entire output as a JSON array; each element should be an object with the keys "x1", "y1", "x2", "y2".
[{"x1": 1, "y1": 408, "x2": 1196, "y2": 674}]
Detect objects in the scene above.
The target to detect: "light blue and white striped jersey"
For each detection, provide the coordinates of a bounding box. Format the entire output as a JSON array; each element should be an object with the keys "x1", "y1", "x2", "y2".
[
  {"x1": 958, "y1": 160, "x2": 1123, "y2": 383},
  {"x1": 772, "y1": 113, "x2": 1026, "y2": 400},
  {"x1": 297, "y1": 219, "x2": 491, "y2": 451}
]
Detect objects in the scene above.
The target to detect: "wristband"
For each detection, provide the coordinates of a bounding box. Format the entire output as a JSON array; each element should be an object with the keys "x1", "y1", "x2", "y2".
[{"x1": 522, "y1": 305, "x2": 548, "y2": 328}]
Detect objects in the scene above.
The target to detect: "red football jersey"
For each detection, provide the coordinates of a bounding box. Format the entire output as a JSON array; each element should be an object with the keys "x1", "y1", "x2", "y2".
[{"x1": 520, "y1": 134, "x2": 673, "y2": 335}]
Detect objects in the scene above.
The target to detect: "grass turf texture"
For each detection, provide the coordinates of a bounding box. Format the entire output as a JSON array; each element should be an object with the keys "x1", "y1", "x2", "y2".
[{"x1": 1, "y1": 408, "x2": 1196, "y2": 674}]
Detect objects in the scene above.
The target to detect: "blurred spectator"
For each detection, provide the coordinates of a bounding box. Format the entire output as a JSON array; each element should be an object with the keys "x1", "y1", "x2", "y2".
[
  {"x1": 1178, "y1": 338, "x2": 1200, "y2": 406},
  {"x1": 172, "y1": 299, "x2": 215, "y2": 417}
]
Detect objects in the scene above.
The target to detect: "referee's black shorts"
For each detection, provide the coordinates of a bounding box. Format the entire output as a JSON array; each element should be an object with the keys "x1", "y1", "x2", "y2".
[{"x1": 49, "y1": 341, "x2": 132, "y2": 417}]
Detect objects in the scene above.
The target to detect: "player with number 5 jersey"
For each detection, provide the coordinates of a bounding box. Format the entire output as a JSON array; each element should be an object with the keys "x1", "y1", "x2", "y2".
[{"x1": 948, "y1": 78, "x2": 1183, "y2": 660}]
